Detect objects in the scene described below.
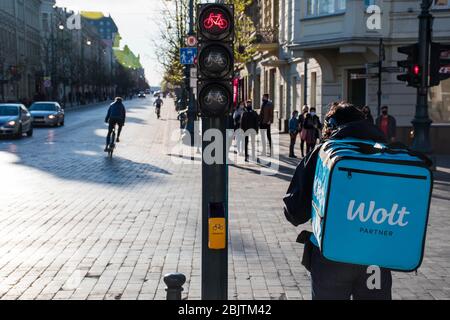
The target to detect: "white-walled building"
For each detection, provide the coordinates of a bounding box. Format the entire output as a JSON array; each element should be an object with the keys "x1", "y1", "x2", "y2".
[{"x1": 239, "y1": 0, "x2": 450, "y2": 152}]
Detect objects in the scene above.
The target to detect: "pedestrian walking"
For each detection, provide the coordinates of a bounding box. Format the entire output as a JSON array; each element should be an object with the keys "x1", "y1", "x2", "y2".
[
  {"x1": 298, "y1": 105, "x2": 309, "y2": 157},
  {"x1": 241, "y1": 100, "x2": 259, "y2": 162},
  {"x1": 300, "y1": 107, "x2": 322, "y2": 155},
  {"x1": 233, "y1": 101, "x2": 245, "y2": 155},
  {"x1": 259, "y1": 93, "x2": 274, "y2": 156},
  {"x1": 289, "y1": 110, "x2": 299, "y2": 158},
  {"x1": 362, "y1": 105, "x2": 374, "y2": 125},
  {"x1": 283, "y1": 102, "x2": 393, "y2": 300},
  {"x1": 376, "y1": 105, "x2": 397, "y2": 142}
]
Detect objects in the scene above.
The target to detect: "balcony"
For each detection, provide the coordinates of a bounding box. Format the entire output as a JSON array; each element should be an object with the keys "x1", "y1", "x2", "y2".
[{"x1": 251, "y1": 28, "x2": 279, "y2": 53}]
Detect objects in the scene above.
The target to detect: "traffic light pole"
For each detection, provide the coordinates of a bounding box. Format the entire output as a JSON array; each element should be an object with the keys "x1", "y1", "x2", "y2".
[
  {"x1": 201, "y1": 117, "x2": 228, "y2": 300},
  {"x1": 411, "y1": 0, "x2": 433, "y2": 153}
]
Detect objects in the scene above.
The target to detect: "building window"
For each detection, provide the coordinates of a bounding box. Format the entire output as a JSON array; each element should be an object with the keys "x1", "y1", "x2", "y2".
[
  {"x1": 430, "y1": 78, "x2": 450, "y2": 123},
  {"x1": 432, "y1": 0, "x2": 450, "y2": 9},
  {"x1": 306, "y1": 0, "x2": 346, "y2": 17}
]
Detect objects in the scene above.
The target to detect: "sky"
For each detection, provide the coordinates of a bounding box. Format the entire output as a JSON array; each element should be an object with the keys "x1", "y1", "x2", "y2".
[{"x1": 56, "y1": 0, "x2": 173, "y2": 86}]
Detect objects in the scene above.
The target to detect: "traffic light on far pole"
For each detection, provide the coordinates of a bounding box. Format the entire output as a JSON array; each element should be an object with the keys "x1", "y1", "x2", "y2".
[
  {"x1": 430, "y1": 42, "x2": 450, "y2": 87},
  {"x1": 197, "y1": 3, "x2": 234, "y2": 118},
  {"x1": 397, "y1": 43, "x2": 421, "y2": 88}
]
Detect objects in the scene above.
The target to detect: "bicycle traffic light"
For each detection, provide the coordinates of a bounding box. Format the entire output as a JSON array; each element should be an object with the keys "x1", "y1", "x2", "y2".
[
  {"x1": 429, "y1": 42, "x2": 450, "y2": 87},
  {"x1": 197, "y1": 3, "x2": 234, "y2": 117},
  {"x1": 397, "y1": 44, "x2": 421, "y2": 88}
]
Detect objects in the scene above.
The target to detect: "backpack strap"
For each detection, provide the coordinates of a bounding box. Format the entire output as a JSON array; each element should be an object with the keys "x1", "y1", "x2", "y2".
[
  {"x1": 339, "y1": 140, "x2": 433, "y2": 167},
  {"x1": 385, "y1": 142, "x2": 433, "y2": 168}
]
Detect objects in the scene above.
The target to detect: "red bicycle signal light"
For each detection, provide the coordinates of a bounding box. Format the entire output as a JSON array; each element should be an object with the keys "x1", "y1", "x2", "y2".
[
  {"x1": 203, "y1": 13, "x2": 228, "y2": 31},
  {"x1": 198, "y1": 4, "x2": 233, "y2": 41},
  {"x1": 413, "y1": 65, "x2": 420, "y2": 75}
]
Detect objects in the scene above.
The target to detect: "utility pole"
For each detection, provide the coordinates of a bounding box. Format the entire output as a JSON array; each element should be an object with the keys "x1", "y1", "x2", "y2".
[{"x1": 411, "y1": 0, "x2": 433, "y2": 153}]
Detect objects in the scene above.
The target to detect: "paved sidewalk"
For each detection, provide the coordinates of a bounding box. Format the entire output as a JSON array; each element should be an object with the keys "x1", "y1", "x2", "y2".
[{"x1": 0, "y1": 97, "x2": 448, "y2": 300}]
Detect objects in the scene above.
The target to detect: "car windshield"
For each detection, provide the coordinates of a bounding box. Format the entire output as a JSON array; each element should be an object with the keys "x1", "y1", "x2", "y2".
[
  {"x1": 30, "y1": 103, "x2": 57, "y2": 111},
  {"x1": 0, "y1": 106, "x2": 19, "y2": 116}
]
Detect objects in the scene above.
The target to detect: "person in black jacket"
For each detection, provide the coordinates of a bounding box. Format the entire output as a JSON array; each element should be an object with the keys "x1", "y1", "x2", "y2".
[
  {"x1": 376, "y1": 105, "x2": 397, "y2": 142},
  {"x1": 300, "y1": 107, "x2": 322, "y2": 155},
  {"x1": 283, "y1": 102, "x2": 393, "y2": 300},
  {"x1": 240, "y1": 100, "x2": 259, "y2": 162},
  {"x1": 105, "y1": 97, "x2": 126, "y2": 151},
  {"x1": 362, "y1": 105, "x2": 374, "y2": 125}
]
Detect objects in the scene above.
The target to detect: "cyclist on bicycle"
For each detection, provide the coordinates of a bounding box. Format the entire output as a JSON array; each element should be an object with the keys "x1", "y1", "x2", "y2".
[
  {"x1": 104, "y1": 97, "x2": 126, "y2": 152},
  {"x1": 153, "y1": 95, "x2": 163, "y2": 118}
]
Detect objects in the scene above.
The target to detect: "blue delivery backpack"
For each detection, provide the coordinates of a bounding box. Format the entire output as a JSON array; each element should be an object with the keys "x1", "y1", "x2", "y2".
[{"x1": 311, "y1": 138, "x2": 433, "y2": 272}]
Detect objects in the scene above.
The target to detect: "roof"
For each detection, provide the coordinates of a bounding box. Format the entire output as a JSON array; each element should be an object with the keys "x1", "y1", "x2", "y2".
[
  {"x1": 31, "y1": 101, "x2": 59, "y2": 104},
  {"x1": 0, "y1": 103, "x2": 22, "y2": 107}
]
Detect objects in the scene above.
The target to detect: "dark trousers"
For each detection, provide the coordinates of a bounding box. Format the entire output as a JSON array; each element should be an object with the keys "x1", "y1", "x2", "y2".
[
  {"x1": 289, "y1": 132, "x2": 297, "y2": 156},
  {"x1": 300, "y1": 139, "x2": 306, "y2": 157},
  {"x1": 106, "y1": 119, "x2": 123, "y2": 146},
  {"x1": 310, "y1": 246, "x2": 392, "y2": 300},
  {"x1": 244, "y1": 134, "x2": 256, "y2": 161},
  {"x1": 306, "y1": 142, "x2": 316, "y2": 155}
]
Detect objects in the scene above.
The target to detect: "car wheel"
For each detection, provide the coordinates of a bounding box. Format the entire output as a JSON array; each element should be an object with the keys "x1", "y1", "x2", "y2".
[{"x1": 27, "y1": 126, "x2": 33, "y2": 137}]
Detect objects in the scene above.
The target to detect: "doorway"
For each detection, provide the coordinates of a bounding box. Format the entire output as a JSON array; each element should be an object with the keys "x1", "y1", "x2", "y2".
[{"x1": 347, "y1": 68, "x2": 366, "y2": 107}]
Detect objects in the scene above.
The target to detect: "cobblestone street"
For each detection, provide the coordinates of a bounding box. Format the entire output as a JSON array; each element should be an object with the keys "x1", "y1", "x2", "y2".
[{"x1": 0, "y1": 98, "x2": 449, "y2": 300}]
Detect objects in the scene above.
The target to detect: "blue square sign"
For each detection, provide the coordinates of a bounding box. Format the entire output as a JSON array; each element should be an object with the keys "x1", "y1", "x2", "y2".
[{"x1": 180, "y1": 47, "x2": 197, "y2": 65}]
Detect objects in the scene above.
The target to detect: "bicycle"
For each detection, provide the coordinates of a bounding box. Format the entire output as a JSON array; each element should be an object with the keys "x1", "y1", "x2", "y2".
[{"x1": 106, "y1": 126, "x2": 116, "y2": 158}]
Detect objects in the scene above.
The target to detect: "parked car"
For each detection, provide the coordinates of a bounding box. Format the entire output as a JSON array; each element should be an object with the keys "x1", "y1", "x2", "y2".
[
  {"x1": 138, "y1": 92, "x2": 146, "y2": 98},
  {"x1": 29, "y1": 101, "x2": 64, "y2": 126},
  {"x1": 0, "y1": 103, "x2": 33, "y2": 138}
]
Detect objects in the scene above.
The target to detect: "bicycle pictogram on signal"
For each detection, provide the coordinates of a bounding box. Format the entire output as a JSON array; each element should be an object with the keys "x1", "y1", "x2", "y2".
[
  {"x1": 203, "y1": 12, "x2": 228, "y2": 30},
  {"x1": 213, "y1": 224, "x2": 224, "y2": 232}
]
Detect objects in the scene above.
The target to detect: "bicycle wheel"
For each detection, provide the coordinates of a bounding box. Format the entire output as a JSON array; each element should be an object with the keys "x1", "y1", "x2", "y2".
[{"x1": 108, "y1": 129, "x2": 116, "y2": 158}]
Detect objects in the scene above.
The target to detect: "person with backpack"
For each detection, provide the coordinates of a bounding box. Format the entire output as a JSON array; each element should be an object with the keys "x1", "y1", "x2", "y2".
[
  {"x1": 283, "y1": 102, "x2": 393, "y2": 300},
  {"x1": 241, "y1": 100, "x2": 259, "y2": 162}
]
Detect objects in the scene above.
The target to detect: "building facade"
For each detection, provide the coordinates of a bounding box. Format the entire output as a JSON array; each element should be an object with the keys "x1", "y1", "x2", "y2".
[
  {"x1": 39, "y1": 4, "x2": 118, "y2": 104},
  {"x1": 239, "y1": 0, "x2": 450, "y2": 152},
  {"x1": 0, "y1": 0, "x2": 42, "y2": 103}
]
